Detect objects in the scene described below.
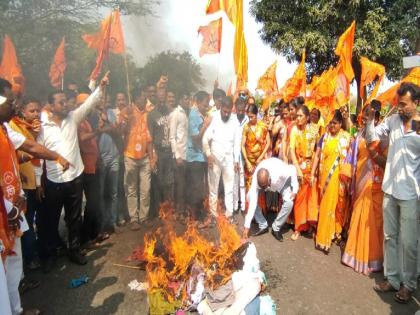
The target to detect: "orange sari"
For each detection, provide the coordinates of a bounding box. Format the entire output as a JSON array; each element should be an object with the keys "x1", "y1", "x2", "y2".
[
  {"x1": 243, "y1": 120, "x2": 269, "y2": 191},
  {"x1": 315, "y1": 130, "x2": 351, "y2": 251},
  {"x1": 291, "y1": 123, "x2": 320, "y2": 232},
  {"x1": 342, "y1": 134, "x2": 384, "y2": 274}
]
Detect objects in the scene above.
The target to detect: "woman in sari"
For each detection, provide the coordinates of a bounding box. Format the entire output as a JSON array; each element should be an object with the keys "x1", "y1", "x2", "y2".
[
  {"x1": 311, "y1": 110, "x2": 351, "y2": 253},
  {"x1": 341, "y1": 108, "x2": 386, "y2": 274},
  {"x1": 289, "y1": 105, "x2": 321, "y2": 240},
  {"x1": 241, "y1": 104, "x2": 271, "y2": 191},
  {"x1": 272, "y1": 103, "x2": 291, "y2": 160}
]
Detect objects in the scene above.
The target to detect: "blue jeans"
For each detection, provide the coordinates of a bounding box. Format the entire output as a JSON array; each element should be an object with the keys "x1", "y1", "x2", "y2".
[
  {"x1": 99, "y1": 159, "x2": 119, "y2": 228},
  {"x1": 383, "y1": 194, "x2": 420, "y2": 291},
  {"x1": 254, "y1": 180, "x2": 294, "y2": 232}
]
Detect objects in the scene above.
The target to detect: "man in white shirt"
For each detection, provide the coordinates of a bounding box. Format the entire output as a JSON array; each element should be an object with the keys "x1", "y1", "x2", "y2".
[
  {"x1": 0, "y1": 79, "x2": 70, "y2": 315},
  {"x1": 243, "y1": 157, "x2": 299, "y2": 241},
  {"x1": 233, "y1": 98, "x2": 248, "y2": 213},
  {"x1": 203, "y1": 96, "x2": 241, "y2": 225},
  {"x1": 37, "y1": 73, "x2": 108, "y2": 268},
  {"x1": 169, "y1": 92, "x2": 190, "y2": 215}
]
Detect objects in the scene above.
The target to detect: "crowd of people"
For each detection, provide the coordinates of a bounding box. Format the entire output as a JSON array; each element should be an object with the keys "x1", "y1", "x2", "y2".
[{"x1": 0, "y1": 71, "x2": 419, "y2": 314}]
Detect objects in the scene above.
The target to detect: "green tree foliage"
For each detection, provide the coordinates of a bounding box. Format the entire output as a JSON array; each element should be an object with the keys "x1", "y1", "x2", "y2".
[
  {"x1": 0, "y1": 0, "x2": 153, "y2": 98},
  {"x1": 250, "y1": 0, "x2": 419, "y2": 84},
  {"x1": 135, "y1": 50, "x2": 204, "y2": 96}
]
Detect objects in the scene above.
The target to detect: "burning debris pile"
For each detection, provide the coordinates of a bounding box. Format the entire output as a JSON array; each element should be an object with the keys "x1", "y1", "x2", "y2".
[{"x1": 129, "y1": 203, "x2": 276, "y2": 315}]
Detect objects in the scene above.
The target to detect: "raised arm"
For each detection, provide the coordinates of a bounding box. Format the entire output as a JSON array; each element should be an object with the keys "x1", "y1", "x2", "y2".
[{"x1": 72, "y1": 72, "x2": 109, "y2": 125}]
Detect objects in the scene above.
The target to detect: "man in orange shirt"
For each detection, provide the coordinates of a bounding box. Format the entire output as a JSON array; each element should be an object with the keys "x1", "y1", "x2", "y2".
[{"x1": 121, "y1": 87, "x2": 153, "y2": 231}]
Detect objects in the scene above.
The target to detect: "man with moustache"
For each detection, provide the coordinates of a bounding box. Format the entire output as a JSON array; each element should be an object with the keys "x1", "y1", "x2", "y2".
[{"x1": 203, "y1": 96, "x2": 241, "y2": 226}]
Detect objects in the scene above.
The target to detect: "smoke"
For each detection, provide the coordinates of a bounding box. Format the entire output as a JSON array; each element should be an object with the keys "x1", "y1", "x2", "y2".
[{"x1": 122, "y1": 0, "x2": 297, "y2": 92}]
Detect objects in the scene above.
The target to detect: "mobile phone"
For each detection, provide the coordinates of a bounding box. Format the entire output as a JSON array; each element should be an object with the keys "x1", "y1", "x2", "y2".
[{"x1": 370, "y1": 100, "x2": 381, "y2": 112}]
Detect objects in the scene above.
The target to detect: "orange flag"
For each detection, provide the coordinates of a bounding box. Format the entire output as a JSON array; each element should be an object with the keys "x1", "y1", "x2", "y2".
[
  {"x1": 206, "y1": 0, "x2": 237, "y2": 23},
  {"x1": 198, "y1": 18, "x2": 223, "y2": 57},
  {"x1": 360, "y1": 56, "x2": 385, "y2": 102},
  {"x1": 376, "y1": 67, "x2": 420, "y2": 107},
  {"x1": 334, "y1": 62, "x2": 351, "y2": 108},
  {"x1": 83, "y1": 10, "x2": 125, "y2": 80},
  {"x1": 234, "y1": 0, "x2": 248, "y2": 90},
  {"x1": 0, "y1": 35, "x2": 25, "y2": 95},
  {"x1": 282, "y1": 51, "x2": 306, "y2": 101},
  {"x1": 307, "y1": 65, "x2": 343, "y2": 122},
  {"x1": 49, "y1": 37, "x2": 67, "y2": 89},
  {"x1": 335, "y1": 21, "x2": 356, "y2": 82},
  {"x1": 257, "y1": 61, "x2": 278, "y2": 94}
]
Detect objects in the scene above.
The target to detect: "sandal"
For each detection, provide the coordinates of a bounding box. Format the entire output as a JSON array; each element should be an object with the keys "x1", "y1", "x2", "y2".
[
  {"x1": 373, "y1": 281, "x2": 397, "y2": 293},
  {"x1": 291, "y1": 231, "x2": 300, "y2": 241},
  {"x1": 394, "y1": 286, "x2": 412, "y2": 304}
]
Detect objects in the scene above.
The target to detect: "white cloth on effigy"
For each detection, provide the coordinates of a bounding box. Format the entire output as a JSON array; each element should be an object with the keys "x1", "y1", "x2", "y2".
[{"x1": 197, "y1": 243, "x2": 265, "y2": 315}]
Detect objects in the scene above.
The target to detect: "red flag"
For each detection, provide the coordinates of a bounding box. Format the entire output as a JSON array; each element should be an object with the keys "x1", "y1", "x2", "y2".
[
  {"x1": 198, "y1": 18, "x2": 223, "y2": 57},
  {"x1": 83, "y1": 10, "x2": 125, "y2": 80},
  {"x1": 0, "y1": 35, "x2": 25, "y2": 95},
  {"x1": 49, "y1": 37, "x2": 67, "y2": 89}
]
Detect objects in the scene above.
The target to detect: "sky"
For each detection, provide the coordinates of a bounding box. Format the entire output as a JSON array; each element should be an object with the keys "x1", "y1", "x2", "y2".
[
  {"x1": 122, "y1": 0, "x2": 393, "y2": 94},
  {"x1": 122, "y1": 0, "x2": 297, "y2": 92}
]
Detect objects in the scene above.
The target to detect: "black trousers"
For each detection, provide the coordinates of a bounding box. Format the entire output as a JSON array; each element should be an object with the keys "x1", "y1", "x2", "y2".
[
  {"x1": 38, "y1": 175, "x2": 83, "y2": 259},
  {"x1": 81, "y1": 173, "x2": 101, "y2": 243},
  {"x1": 22, "y1": 189, "x2": 41, "y2": 264},
  {"x1": 174, "y1": 160, "x2": 186, "y2": 213},
  {"x1": 187, "y1": 161, "x2": 207, "y2": 220}
]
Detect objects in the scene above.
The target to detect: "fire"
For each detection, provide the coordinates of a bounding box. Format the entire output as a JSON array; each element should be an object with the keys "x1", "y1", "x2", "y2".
[{"x1": 134, "y1": 201, "x2": 242, "y2": 304}]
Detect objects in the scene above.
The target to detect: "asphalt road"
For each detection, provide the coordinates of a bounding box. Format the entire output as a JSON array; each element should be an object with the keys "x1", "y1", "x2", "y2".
[{"x1": 21, "y1": 216, "x2": 418, "y2": 315}]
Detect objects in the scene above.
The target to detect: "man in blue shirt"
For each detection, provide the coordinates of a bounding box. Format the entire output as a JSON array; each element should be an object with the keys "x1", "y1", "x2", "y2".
[{"x1": 186, "y1": 91, "x2": 211, "y2": 223}]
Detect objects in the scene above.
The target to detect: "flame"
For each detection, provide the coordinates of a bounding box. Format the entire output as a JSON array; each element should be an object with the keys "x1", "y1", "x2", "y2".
[{"x1": 135, "y1": 201, "x2": 242, "y2": 303}]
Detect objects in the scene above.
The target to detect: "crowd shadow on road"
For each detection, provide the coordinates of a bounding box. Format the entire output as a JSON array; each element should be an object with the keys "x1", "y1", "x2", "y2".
[{"x1": 21, "y1": 242, "x2": 125, "y2": 315}]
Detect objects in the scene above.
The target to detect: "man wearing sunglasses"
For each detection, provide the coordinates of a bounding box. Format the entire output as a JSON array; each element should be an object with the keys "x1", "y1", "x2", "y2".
[{"x1": 243, "y1": 157, "x2": 299, "y2": 241}]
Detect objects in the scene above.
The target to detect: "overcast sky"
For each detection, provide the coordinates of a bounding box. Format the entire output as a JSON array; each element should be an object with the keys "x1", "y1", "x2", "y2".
[{"x1": 122, "y1": 0, "x2": 392, "y2": 94}]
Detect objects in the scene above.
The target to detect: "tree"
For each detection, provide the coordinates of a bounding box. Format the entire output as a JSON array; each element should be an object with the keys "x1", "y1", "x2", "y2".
[
  {"x1": 135, "y1": 50, "x2": 204, "y2": 96},
  {"x1": 250, "y1": 0, "x2": 419, "y2": 111},
  {"x1": 0, "y1": 0, "x2": 155, "y2": 98}
]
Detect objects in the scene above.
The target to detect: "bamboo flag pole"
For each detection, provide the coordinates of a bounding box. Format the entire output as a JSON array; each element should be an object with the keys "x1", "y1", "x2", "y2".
[{"x1": 123, "y1": 52, "x2": 132, "y2": 104}]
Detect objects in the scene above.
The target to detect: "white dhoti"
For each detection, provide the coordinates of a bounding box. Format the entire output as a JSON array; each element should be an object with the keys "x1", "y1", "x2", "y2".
[
  {"x1": 233, "y1": 162, "x2": 245, "y2": 212},
  {"x1": 0, "y1": 250, "x2": 12, "y2": 315},
  {"x1": 208, "y1": 156, "x2": 235, "y2": 218},
  {"x1": 5, "y1": 238, "x2": 23, "y2": 315}
]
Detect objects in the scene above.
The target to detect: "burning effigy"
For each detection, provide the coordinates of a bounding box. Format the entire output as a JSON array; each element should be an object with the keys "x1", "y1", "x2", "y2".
[{"x1": 128, "y1": 202, "x2": 276, "y2": 315}]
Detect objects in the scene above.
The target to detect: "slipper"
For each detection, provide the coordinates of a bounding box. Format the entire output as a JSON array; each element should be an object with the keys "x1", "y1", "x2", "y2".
[
  {"x1": 373, "y1": 281, "x2": 397, "y2": 293},
  {"x1": 291, "y1": 231, "x2": 300, "y2": 241},
  {"x1": 394, "y1": 286, "x2": 412, "y2": 304}
]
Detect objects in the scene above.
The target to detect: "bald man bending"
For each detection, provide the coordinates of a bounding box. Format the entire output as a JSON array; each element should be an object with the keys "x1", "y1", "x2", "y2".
[{"x1": 243, "y1": 157, "x2": 299, "y2": 241}]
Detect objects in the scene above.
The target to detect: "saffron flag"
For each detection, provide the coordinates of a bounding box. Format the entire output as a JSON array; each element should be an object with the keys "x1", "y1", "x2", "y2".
[
  {"x1": 234, "y1": 0, "x2": 248, "y2": 90},
  {"x1": 83, "y1": 10, "x2": 125, "y2": 80},
  {"x1": 360, "y1": 56, "x2": 385, "y2": 102},
  {"x1": 206, "y1": 0, "x2": 237, "y2": 23},
  {"x1": 307, "y1": 65, "x2": 342, "y2": 122},
  {"x1": 257, "y1": 61, "x2": 278, "y2": 94},
  {"x1": 282, "y1": 51, "x2": 306, "y2": 101},
  {"x1": 49, "y1": 37, "x2": 67, "y2": 89},
  {"x1": 376, "y1": 67, "x2": 420, "y2": 107},
  {"x1": 335, "y1": 21, "x2": 356, "y2": 82},
  {"x1": 198, "y1": 18, "x2": 222, "y2": 57},
  {"x1": 0, "y1": 35, "x2": 24, "y2": 95}
]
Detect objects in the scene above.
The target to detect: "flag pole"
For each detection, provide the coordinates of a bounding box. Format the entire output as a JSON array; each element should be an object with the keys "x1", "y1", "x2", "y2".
[
  {"x1": 123, "y1": 53, "x2": 132, "y2": 104},
  {"x1": 61, "y1": 75, "x2": 64, "y2": 91}
]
